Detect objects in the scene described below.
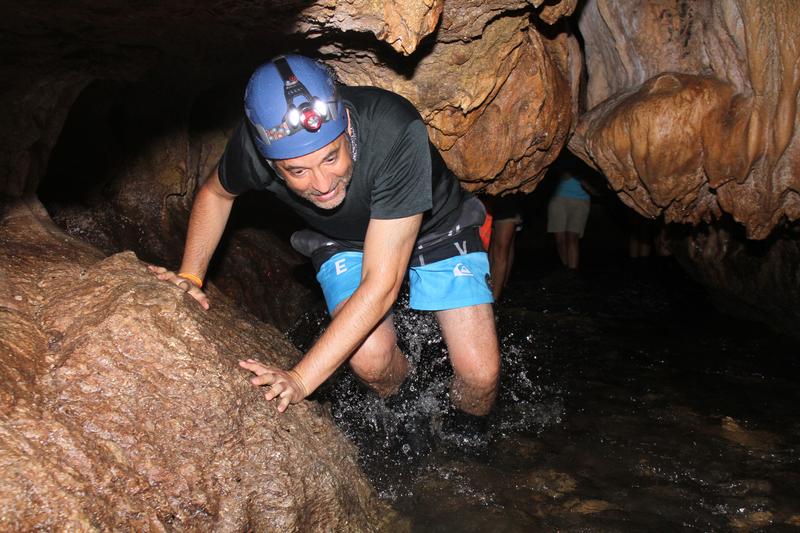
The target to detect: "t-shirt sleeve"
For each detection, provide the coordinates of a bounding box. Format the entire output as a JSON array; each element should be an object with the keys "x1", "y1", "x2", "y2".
[
  {"x1": 217, "y1": 121, "x2": 273, "y2": 195},
  {"x1": 369, "y1": 120, "x2": 434, "y2": 219}
]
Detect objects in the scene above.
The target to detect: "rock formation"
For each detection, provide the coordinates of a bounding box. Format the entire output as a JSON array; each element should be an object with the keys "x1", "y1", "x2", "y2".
[
  {"x1": 0, "y1": 197, "x2": 402, "y2": 531},
  {"x1": 571, "y1": 0, "x2": 800, "y2": 334},
  {"x1": 572, "y1": 0, "x2": 800, "y2": 240}
]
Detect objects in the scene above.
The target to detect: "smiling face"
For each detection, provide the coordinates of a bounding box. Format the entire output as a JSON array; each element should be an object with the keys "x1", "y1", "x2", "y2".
[{"x1": 273, "y1": 133, "x2": 353, "y2": 210}]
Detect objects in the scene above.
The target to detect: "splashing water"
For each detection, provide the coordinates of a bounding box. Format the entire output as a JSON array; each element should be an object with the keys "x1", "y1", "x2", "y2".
[{"x1": 286, "y1": 287, "x2": 565, "y2": 500}]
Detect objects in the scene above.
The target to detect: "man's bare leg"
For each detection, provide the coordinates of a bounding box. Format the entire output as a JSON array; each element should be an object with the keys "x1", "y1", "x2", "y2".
[
  {"x1": 555, "y1": 231, "x2": 568, "y2": 267},
  {"x1": 333, "y1": 302, "x2": 409, "y2": 397},
  {"x1": 566, "y1": 231, "x2": 580, "y2": 270},
  {"x1": 436, "y1": 303, "x2": 500, "y2": 415},
  {"x1": 489, "y1": 221, "x2": 517, "y2": 300}
]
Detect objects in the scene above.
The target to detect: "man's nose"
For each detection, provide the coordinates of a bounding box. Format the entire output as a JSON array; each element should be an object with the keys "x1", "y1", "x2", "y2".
[{"x1": 311, "y1": 169, "x2": 335, "y2": 193}]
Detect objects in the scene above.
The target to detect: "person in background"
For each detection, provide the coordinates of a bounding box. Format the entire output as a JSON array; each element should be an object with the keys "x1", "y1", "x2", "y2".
[
  {"x1": 628, "y1": 211, "x2": 654, "y2": 259},
  {"x1": 486, "y1": 194, "x2": 523, "y2": 300},
  {"x1": 547, "y1": 171, "x2": 592, "y2": 271}
]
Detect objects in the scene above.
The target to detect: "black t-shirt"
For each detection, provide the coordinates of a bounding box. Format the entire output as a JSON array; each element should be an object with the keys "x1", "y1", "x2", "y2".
[{"x1": 218, "y1": 86, "x2": 466, "y2": 244}]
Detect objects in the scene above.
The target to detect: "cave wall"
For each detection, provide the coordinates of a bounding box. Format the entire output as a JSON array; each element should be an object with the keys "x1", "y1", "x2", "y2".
[
  {"x1": 571, "y1": 0, "x2": 800, "y2": 334},
  {"x1": 1, "y1": 0, "x2": 579, "y2": 200}
]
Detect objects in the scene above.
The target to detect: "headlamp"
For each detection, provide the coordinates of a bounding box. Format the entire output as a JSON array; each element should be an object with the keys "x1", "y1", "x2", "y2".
[{"x1": 259, "y1": 56, "x2": 339, "y2": 145}]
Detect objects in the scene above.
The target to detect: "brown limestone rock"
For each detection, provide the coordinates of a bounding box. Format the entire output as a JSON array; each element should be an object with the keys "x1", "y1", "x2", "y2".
[
  {"x1": 45, "y1": 113, "x2": 317, "y2": 331},
  {"x1": 670, "y1": 222, "x2": 800, "y2": 338},
  {"x1": 297, "y1": 0, "x2": 444, "y2": 55},
  {"x1": 573, "y1": 0, "x2": 800, "y2": 239},
  {"x1": 572, "y1": 73, "x2": 744, "y2": 224},
  {"x1": 538, "y1": 0, "x2": 580, "y2": 26},
  {"x1": 329, "y1": 13, "x2": 578, "y2": 193},
  {"x1": 0, "y1": 198, "x2": 402, "y2": 532}
]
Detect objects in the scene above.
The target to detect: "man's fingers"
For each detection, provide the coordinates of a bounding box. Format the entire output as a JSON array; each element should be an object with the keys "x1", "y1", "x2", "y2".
[
  {"x1": 239, "y1": 360, "x2": 272, "y2": 375},
  {"x1": 238, "y1": 364, "x2": 301, "y2": 412},
  {"x1": 265, "y1": 383, "x2": 291, "y2": 401},
  {"x1": 147, "y1": 265, "x2": 167, "y2": 274},
  {"x1": 250, "y1": 373, "x2": 275, "y2": 386},
  {"x1": 277, "y1": 395, "x2": 292, "y2": 413},
  {"x1": 265, "y1": 382, "x2": 283, "y2": 401},
  {"x1": 187, "y1": 288, "x2": 211, "y2": 310}
]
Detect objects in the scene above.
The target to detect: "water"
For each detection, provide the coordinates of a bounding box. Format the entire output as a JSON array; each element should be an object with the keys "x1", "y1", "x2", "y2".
[{"x1": 288, "y1": 258, "x2": 800, "y2": 531}]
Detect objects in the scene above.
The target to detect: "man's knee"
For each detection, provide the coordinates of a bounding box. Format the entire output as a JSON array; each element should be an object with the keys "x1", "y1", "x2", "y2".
[
  {"x1": 349, "y1": 333, "x2": 398, "y2": 383},
  {"x1": 460, "y1": 358, "x2": 500, "y2": 391}
]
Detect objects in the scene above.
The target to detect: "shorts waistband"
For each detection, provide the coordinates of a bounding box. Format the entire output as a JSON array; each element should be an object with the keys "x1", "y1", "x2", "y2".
[{"x1": 294, "y1": 195, "x2": 488, "y2": 272}]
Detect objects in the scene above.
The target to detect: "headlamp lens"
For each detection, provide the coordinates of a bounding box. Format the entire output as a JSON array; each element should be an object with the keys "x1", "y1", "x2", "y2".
[
  {"x1": 287, "y1": 108, "x2": 300, "y2": 127},
  {"x1": 301, "y1": 108, "x2": 322, "y2": 131},
  {"x1": 313, "y1": 98, "x2": 329, "y2": 117}
]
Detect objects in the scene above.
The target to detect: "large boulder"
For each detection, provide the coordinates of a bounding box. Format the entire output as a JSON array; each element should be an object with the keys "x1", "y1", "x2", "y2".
[{"x1": 0, "y1": 197, "x2": 402, "y2": 531}]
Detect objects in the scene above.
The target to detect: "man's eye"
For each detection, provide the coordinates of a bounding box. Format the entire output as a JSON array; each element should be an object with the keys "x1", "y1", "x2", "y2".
[{"x1": 325, "y1": 155, "x2": 337, "y2": 164}]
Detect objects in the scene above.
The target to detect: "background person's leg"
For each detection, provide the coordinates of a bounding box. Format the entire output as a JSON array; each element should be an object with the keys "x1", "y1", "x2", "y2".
[
  {"x1": 566, "y1": 231, "x2": 580, "y2": 269},
  {"x1": 489, "y1": 220, "x2": 517, "y2": 300},
  {"x1": 555, "y1": 231, "x2": 568, "y2": 267},
  {"x1": 435, "y1": 303, "x2": 500, "y2": 416}
]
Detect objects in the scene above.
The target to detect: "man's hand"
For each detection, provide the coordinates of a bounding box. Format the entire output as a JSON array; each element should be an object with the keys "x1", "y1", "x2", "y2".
[
  {"x1": 147, "y1": 265, "x2": 210, "y2": 310},
  {"x1": 239, "y1": 359, "x2": 308, "y2": 413}
]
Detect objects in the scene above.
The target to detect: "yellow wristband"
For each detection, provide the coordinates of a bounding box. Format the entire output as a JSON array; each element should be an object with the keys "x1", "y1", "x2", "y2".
[
  {"x1": 287, "y1": 369, "x2": 309, "y2": 398},
  {"x1": 177, "y1": 272, "x2": 203, "y2": 288}
]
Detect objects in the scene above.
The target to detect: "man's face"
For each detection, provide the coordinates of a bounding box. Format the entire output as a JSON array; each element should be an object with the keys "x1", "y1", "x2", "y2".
[{"x1": 273, "y1": 133, "x2": 353, "y2": 210}]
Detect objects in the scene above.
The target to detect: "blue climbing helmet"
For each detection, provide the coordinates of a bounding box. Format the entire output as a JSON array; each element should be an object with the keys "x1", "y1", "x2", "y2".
[{"x1": 244, "y1": 54, "x2": 346, "y2": 160}]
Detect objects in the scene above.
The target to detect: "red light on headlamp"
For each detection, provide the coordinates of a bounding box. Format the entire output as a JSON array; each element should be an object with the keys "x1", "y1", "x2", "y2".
[{"x1": 301, "y1": 108, "x2": 322, "y2": 131}]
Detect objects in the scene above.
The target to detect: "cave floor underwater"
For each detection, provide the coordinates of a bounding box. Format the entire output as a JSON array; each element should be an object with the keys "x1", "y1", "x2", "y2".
[{"x1": 289, "y1": 253, "x2": 800, "y2": 532}]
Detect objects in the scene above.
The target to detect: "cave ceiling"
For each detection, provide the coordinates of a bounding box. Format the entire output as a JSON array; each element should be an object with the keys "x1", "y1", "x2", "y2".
[
  {"x1": 0, "y1": 0, "x2": 798, "y2": 239},
  {"x1": 0, "y1": 0, "x2": 579, "y2": 201}
]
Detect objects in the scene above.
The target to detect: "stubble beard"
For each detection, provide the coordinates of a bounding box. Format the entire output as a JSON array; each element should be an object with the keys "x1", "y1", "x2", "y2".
[{"x1": 304, "y1": 169, "x2": 352, "y2": 210}]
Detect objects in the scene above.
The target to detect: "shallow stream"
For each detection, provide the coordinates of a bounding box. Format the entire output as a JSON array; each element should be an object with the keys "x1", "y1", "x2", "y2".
[{"x1": 289, "y1": 257, "x2": 799, "y2": 532}]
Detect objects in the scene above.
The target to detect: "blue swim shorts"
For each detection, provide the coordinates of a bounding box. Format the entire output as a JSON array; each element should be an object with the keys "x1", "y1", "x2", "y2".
[{"x1": 316, "y1": 251, "x2": 493, "y2": 315}]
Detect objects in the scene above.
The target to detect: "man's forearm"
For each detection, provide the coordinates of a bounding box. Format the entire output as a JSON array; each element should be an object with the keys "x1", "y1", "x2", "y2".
[
  {"x1": 180, "y1": 182, "x2": 235, "y2": 278},
  {"x1": 293, "y1": 277, "x2": 397, "y2": 394},
  {"x1": 289, "y1": 214, "x2": 420, "y2": 398}
]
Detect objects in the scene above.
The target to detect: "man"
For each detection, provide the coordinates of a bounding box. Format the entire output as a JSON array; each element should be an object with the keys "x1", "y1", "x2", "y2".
[{"x1": 150, "y1": 54, "x2": 500, "y2": 421}]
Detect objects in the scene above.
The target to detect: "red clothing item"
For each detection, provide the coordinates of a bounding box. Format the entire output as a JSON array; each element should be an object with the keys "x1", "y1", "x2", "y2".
[{"x1": 479, "y1": 210, "x2": 493, "y2": 251}]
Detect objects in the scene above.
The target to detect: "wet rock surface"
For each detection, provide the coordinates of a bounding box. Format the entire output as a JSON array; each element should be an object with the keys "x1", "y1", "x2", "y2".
[
  {"x1": 0, "y1": 198, "x2": 401, "y2": 531},
  {"x1": 670, "y1": 221, "x2": 800, "y2": 340}
]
